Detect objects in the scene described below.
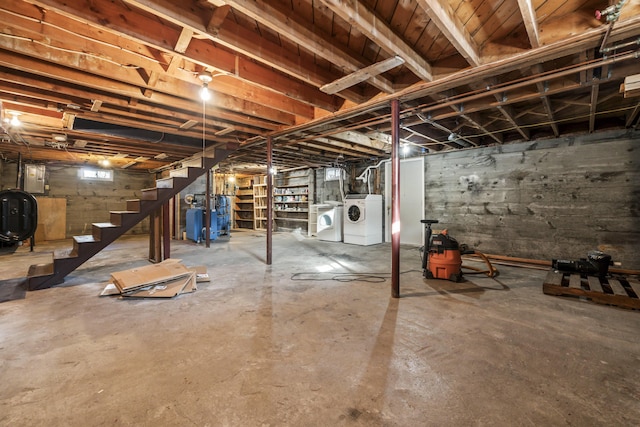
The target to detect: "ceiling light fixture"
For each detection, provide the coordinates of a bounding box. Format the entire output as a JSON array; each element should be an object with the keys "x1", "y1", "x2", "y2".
[
  {"x1": 10, "y1": 113, "x2": 21, "y2": 127},
  {"x1": 198, "y1": 72, "x2": 213, "y2": 102}
]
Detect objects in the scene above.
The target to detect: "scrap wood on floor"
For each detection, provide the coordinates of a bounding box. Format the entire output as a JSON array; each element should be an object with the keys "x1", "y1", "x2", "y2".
[{"x1": 100, "y1": 259, "x2": 209, "y2": 299}]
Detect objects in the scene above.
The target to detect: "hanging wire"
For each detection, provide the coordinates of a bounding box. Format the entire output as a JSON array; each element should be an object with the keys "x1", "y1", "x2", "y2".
[{"x1": 202, "y1": 95, "x2": 206, "y2": 163}]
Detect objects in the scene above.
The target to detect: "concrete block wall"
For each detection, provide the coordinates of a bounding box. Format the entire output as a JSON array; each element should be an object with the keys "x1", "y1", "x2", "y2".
[{"x1": 423, "y1": 129, "x2": 640, "y2": 269}]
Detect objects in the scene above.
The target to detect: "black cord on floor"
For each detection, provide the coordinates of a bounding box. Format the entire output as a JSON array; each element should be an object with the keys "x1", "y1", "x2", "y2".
[{"x1": 290, "y1": 270, "x2": 421, "y2": 283}]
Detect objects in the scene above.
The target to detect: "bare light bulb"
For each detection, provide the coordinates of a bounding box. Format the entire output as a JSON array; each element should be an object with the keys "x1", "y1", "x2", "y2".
[
  {"x1": 200, "y1": 83, "x2": 211, "y2": 101},
  {"x1": 10, "y1": 114, "x2": 21, "y2": 127},
  {"x1": 198, "y1": 72, "x2": 213, "y2": 102}
]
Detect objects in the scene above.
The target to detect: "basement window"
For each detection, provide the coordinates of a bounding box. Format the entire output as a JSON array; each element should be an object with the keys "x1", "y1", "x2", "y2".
[{"x1": 79, "y1": 168, "x2": 113, "y2": 181}]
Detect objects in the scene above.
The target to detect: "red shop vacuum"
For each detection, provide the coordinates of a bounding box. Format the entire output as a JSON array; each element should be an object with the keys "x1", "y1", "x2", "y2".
[{"x1": 420, "y1": 219, "x2": 497, "y2": 282}]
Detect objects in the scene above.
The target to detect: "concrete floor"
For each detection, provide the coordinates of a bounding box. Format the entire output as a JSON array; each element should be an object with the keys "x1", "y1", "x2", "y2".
[{"x1": 1, "y1": 230, "x2": 639, "y2": 426}]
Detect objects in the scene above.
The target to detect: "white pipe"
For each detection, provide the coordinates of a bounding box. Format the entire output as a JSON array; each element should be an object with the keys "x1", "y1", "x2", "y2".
[
  {"x1": 356, "y1": 159, "x2": 386, "y2": 194},
  {"x1": 338, "y1": 167, "x2": 346, "y2": 202}
]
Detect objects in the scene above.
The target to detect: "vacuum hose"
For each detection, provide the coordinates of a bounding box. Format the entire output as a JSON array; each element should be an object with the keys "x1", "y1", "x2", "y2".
[{"x1": 461, "y1": 248, "x2": 498, "y2": 278}]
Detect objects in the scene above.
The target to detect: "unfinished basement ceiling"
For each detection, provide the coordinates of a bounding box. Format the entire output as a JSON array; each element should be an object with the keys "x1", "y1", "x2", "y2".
[{"x1": 0, "y1": 0, "x2": 639, "y2": 172}]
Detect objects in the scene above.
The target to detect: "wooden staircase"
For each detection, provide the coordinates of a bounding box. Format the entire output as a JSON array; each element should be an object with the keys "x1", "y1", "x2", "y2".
[{"x1": 26, "y1": 150, "x2": 231, "y2": 291}]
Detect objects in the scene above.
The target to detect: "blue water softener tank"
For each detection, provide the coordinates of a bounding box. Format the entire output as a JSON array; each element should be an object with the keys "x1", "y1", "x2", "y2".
[
  {"x1": 216, "y1": 195, "x2": 230, "y2": 235},
  {"x1": 186, "y1": 208, "x2": 218, "y2": 242}
]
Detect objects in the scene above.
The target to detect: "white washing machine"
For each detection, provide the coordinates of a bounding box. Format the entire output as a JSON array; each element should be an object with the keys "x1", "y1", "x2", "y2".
[
  {"x1": 343, "y1": 194, "x2": 383, "y2": 245},
  {"x1": 317, "y1": 201, "x2": 343, "y2": 242}
]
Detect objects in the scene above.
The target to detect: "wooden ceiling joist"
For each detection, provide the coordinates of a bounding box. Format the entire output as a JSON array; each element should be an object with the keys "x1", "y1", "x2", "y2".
[
  {"x1": 219, "y1": 0, "x2": 397, "y2": 93},
  {"x1": 2, "y1": 0, "x2": 640, "y2": 171},
  {"x1": 517, "y1": 0, "x2": 540, "y2": 49},
  {"x1": 319, "y1": 0, "x2": 434, "y2": 81},
  {"x1": 415, "y1": 0, "x2": 482, "y2": 67}
]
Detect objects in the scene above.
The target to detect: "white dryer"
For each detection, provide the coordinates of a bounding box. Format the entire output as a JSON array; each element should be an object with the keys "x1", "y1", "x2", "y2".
[
  {"x1": 317, "y1": 201, "x2": 343, "y2": 242},
  {"x1": 343, "y1": 194, "x2": 383, "y2": 245}
]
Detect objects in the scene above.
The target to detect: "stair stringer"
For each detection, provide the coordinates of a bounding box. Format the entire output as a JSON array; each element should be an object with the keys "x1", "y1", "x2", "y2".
[{"x1": 26, "y1": 151, "x2": 230, "y2": 290}]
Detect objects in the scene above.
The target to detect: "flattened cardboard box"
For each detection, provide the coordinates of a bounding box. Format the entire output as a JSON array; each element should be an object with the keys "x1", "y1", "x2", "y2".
[
  {"x1": 190, "y1": 265, "x2": 210, "y2": 282},
  {"x1": 121, "y1": 272, "x2": 196, "y2": 298},
  {"x1": 110, "y1": 259, "x2": 191, "y2": 293}
]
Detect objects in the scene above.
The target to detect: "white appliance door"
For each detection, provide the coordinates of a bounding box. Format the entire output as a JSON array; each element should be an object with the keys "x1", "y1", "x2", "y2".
[{"x1": 384, "y1": 157, "x2": 424, "y2": 245}]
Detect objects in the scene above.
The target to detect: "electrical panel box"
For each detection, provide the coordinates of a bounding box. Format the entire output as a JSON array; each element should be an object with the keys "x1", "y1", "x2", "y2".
[{"x1": 24, "y1": 164, "x2": 46, "y2": 194}]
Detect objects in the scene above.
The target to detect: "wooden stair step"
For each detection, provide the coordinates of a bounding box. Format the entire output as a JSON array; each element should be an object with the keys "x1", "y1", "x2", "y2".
[
  {"x1": 92, "y1": 222, "x2": 119, "y2": 240},
  {"x1": 181, "y1": 158, "x2": 205, "y2": 168},
  {"x1": 28, "y1": 262, "x2": 54, "y2": 277},
  {"x1": 156, "y1": 176, "x2": 188, "y2": 189},
  {"x1": 110, "y1": 210, "x2": 139, "y2": 226},
  {"x1": 126, "y1": 199, "x2": 141, "y2": 212},
  {"x1": 54, "y1": 248, "x2": 76, "y2": 259},
  {"x1": 169, "y1": 167, "x2": 190, "y2": 178},
  {"x1": 72, "y1": 235, "x2": 100, "y2": 256},
  {"x1": 25, "y1": 145, "x2": 237, "y2": 291},
  {"x1": 73, "y1": 235, "x2": 98, "y2": 244},
  {"x1": 140, "y1": 187, "x2": 172, "y2": 201}
]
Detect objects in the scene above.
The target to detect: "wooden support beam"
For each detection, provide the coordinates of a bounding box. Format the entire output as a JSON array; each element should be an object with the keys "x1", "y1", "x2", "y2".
[
  {"x1": 18, "y1": 0, "x2": 333, "y2": 114},
  {"x1": 517, "y1": 0, "x2": 540, "y2": 48},
  {"x1": 532, "y1": 65, "x2": 560, "y2": 137},
  {"x1": 221, "y1": 0, "x2": 398, "y2": 93},
  {"x1": 452, "y1": 105, "x2": 500, "y2": 144},
  {"x1": 90, "y1": 100, "x2": 102, "y2": 112},
  {"x1": 174, "y1": 27, "x2": 194, "y2": 54},
  {"x1": 321, "y1": 56, "x2": 405, "y2": 95},
  {"x1": 179, "y1": 119, "x2": 199, "y2": 130},
  {"x1": 626, "y1": 101, "x2": 640, "y2": 127},
  {"x1": 497, "y1": 105, "x2": 530, "y2": 140},
  {"x1": 206, "y1": 5, "x2": 231, "y2": 35},
  {"x1": 416, "y1": 0, "x2": 482, "y2": 66},
  {"x1": 320, "y1": 0, "x2": 434, "y2": 81}
]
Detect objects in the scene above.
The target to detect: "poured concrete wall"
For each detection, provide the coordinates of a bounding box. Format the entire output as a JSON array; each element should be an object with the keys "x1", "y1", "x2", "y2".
[
  {"x1": 1, "y1": 164, "x2": 154, "y2": 238},
  {"x1": 424, "y1": 129, "x2": 640, "y2": 269},
  {"x1": 40, "y1": 166, "x2": 153, "y2": 238},
  {"x1": 48, "y1": 166, "x2": 154, "y2": 237}
]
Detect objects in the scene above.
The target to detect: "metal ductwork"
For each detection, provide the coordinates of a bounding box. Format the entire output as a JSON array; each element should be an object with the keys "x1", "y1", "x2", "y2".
[{"x1": 72, "y1": 118, "x2": 204, "y2": 147}]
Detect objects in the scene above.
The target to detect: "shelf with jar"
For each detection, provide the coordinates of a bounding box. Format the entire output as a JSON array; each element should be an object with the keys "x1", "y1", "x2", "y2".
[
  {"x1": 273, "y1": 171, "x2": 312, "y2": 232},
  {"x1": 233, "y1": 178, "x2": 254, "y2": 230},
  {"x1": 253, "y1": 176, "x2": 271, "y2": 230}
]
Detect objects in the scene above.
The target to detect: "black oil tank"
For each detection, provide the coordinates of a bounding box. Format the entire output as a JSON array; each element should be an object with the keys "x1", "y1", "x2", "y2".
[{"x1": 0, "y1": 189, "x2": 38, "y2": 242}]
